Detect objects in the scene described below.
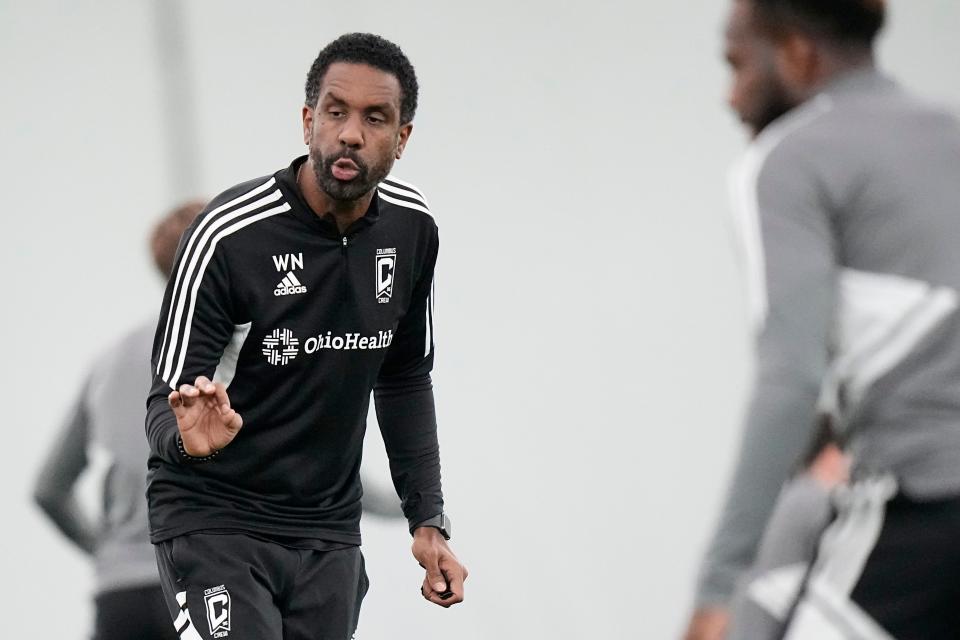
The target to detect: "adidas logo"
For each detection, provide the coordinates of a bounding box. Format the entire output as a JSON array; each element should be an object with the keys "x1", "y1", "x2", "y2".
[{"x1": 274, "y1": 272, "x2": 307, "y2": 296}]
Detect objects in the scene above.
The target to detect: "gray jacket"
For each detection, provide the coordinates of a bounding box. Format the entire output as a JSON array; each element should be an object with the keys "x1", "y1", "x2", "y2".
[
  {"x1": 34, "y1": 322, "x2": 159, "y2": 593},
  {"x1": 697, "y1": 68, "x2": 960, "y2": 606}
]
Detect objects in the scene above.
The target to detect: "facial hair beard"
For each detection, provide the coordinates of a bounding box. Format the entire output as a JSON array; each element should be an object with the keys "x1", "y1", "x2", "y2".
[
  {"x1": 310, "y1": 146, "x2": 393, "y2": 203},
  {"x1": 749, "y1": 74, "x2": 797, "y2": 137}
]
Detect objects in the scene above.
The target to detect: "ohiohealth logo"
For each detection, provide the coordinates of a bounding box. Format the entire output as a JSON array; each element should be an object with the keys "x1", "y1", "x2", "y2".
[{"x1": 261, "y1": 328, "x2": 299, "y2": 366}]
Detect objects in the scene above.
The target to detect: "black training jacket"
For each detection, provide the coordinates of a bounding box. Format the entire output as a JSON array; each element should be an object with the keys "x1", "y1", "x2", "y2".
[{"x1": 145, "y1": 156, "x2": 443, "y2": 545}]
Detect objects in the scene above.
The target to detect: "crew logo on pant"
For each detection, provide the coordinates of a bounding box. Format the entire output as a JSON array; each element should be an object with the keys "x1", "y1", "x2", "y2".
[
  {"x1": 376, "y1": 247, "x2": 397, "y2": 303},
  {"x1": 204, "y1": 584, "x2": 231, "y2": 638}
]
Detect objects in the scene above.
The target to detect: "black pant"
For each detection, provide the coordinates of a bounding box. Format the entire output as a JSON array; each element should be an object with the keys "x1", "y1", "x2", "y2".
[
  {"x1": 93, "y1": 584, "x2": 178, "y2": 640},
  {"x1": 851, "y1": 492, "x2": 960, "y2": 639},
  {"x1": 155, "y1": 532, "x2": 368, "y2": 640}
]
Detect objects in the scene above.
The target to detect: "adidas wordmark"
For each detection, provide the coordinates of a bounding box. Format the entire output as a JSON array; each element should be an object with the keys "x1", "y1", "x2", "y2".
[{"x1": 274, "y1": 272, "x2": 307, "y2": 296}]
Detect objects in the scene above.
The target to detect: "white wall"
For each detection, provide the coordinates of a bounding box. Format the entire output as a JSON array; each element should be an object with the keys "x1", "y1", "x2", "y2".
[{"x1": 2, "y1": 1, "x2": 958, "y2": 637}]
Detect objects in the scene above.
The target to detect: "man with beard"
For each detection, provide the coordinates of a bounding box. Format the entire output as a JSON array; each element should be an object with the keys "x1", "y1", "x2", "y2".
[
  {"x1": 684, "y1": 1, "x2": 960, "y2": 638},
  {"x1": 146, "y1": 33, "x2": 466, "y2": 640}
]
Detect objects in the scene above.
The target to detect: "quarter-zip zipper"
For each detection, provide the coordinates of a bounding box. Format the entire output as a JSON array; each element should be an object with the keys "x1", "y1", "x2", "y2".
[{"x1": 340, "y1": 235, "x2": 350, "y2": 302}]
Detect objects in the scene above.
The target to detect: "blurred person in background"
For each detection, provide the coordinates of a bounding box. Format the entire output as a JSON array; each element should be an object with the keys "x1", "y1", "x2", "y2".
[
  {"x1": 146, "y1": 33, "x2": 465, "y2": 640},
  {"x1": 33, "y1": 200, "x2": 204, "y2": 640},
  {"x1": 684, "y1": 0, "x2": 960, "y2": 637},
  {"x1": 691, "y1": 263, "x2": 954, "y2": 640}
]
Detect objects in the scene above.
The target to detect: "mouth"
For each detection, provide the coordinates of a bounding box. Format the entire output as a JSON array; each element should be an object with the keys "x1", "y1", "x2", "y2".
[{"x1": 330, "y1": 158, "x2": 361, "y2": 181}]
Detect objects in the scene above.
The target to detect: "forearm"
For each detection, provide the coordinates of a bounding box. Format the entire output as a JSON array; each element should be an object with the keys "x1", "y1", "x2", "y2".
[
  {"x1": 33, "y1": 491, "x2": 98, "y2": 554},
  {"x1": 374, "y1": 375, "x2": 444, "y2": 531},
  {"x1": 145, "y1": 394, "x2": 180, "y2": 464},
  {"x1": 695, "y1": 376, "x2": 821, "y2": 606},
  {"x1": 34, "y1": 392, "x2": 97, "y2": 554}
]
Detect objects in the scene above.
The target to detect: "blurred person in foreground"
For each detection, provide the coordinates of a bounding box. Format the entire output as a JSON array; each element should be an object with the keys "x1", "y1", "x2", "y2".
[
  {"x1": 684, "y1": 0, "x2": 960, "y2": 637},
  {"x1": 33, "y1": 200, "x2": 204, "y2": 640},
  {"x1": 146, "y1": 33, "x2": 465, "y2": 640}
]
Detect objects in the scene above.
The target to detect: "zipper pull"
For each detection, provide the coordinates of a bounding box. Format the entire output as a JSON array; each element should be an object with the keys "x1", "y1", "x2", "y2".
[{"x1": 342, "y1": 237, "x2": 348, "y2": 247}]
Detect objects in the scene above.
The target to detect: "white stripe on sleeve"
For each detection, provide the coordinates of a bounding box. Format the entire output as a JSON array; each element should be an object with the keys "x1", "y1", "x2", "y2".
[
  {"x1": 156, "y1": 178, "x2": 276, "y2": 376},
  {"x1": 166, "y1": 202, "x2": 291, "y2": 388},
  {"x1": 160, "y1": 189, "x2": 283, "y2": 384}
]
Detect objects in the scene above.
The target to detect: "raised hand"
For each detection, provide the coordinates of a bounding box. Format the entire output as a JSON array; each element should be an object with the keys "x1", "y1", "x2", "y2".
[{"x1": 167, "y1": 375, "x2": 243, "y2": 457}]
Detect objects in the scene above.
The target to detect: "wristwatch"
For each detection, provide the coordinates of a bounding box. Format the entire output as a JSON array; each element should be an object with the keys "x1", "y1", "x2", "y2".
[{"x1": 412, "y1": 513, "x2": 452, "y2": 540}]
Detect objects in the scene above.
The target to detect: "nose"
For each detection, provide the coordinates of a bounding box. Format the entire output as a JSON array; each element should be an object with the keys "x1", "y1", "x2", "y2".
[{"x1": 338, "y1": 114, "x2": 363, "y2": 148}]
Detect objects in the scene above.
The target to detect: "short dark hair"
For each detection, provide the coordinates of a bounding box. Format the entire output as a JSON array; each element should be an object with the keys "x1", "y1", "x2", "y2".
[
  {"x1": 304, "y1": 33, "x2": 419, "y2": 124},
  {"x1": 752, "y1": 0, "x2": 886, "y2": 47},
  {"x1": 150, "y1": 199, "x2": 206, "y2": 277}
]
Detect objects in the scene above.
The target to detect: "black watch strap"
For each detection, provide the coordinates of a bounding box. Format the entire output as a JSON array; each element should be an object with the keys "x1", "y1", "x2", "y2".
[{"x1": 412, "y1": 513, "x2": 452, "y2": 540}]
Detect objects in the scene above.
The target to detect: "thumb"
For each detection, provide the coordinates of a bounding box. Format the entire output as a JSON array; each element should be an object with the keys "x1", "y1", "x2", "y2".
[
  {"x1": 424, "y1": 555, "x2": 446, "y2": 592},
  {"x1": 223, "y1": 408, "x2": 243, "y2": 432}
]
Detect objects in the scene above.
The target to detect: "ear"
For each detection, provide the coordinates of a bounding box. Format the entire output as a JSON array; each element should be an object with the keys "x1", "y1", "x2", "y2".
[
  {"x1": 775, "y1": 32, "x2": 817, "y2": 89},
  {"x1": 301, "y1": 105, "x2": 314, "y2": 146},
  {"x1": 395, "y1": 123, "x2": 414, "y2": 160}
]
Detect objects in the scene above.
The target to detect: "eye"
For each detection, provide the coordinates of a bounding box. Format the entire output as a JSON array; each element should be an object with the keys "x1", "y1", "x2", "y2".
[
  {"x1": 328, "y1": 109, "x2": 345, "y2": 118},
  {"x1": 367, "y1": 114, "x2": 386, "y2": 125}
]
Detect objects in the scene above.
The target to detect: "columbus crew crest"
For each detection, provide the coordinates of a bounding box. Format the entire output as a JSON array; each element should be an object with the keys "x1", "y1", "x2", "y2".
[
  {"x1": 376, "y1": 248, "x2": 397, "y2": 304},
  {"x1": 204, "y1": 585, "x2": 231, "y2": 637}
]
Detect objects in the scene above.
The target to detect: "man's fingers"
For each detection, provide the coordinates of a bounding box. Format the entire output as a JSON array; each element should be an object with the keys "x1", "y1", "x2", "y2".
[
  {"x1": 439, "y1": 556, "x2": 466, "y2": 604},
  {"x1": 443, "y1": 568, "x2": 465, "y2": 600},
  {"x1": 168, "y1": 391, "x2": 183, "y2": 412},
  {"x1": 213, "y1": 382, "x2": 231, "y2": 414},
  {"x1": 178, "y1": 384, "x2": 200, "y2": 407},
  {"x1": 194, "y1": 375, "x2": 216, "y2": 395},
  {"x1": 420, "y1": 578, "x2": 458, "y2": 608},
  {"x1": 422, "y1": 553, "x2": 446, "y2": 593},
  {"x1": 420, "y1": 584, "x2": 462, "y2": 608},
  {"x1": 223, "y1": 408, "x2": 243, "y2": 431}
]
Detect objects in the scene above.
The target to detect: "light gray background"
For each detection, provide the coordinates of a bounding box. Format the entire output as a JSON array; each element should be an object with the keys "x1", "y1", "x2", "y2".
[{"x1": 2, "y1": 1, "x2": 958, "y2": 637}]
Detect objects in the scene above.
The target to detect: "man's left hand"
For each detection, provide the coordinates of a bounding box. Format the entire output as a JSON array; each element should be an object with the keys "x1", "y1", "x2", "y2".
[
  {"x1": 412, "y1": 526, "x2": 468, "y2": 608},
  {"x1": 682, "y1": 606, "x2": 730, "y2": 640}
]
